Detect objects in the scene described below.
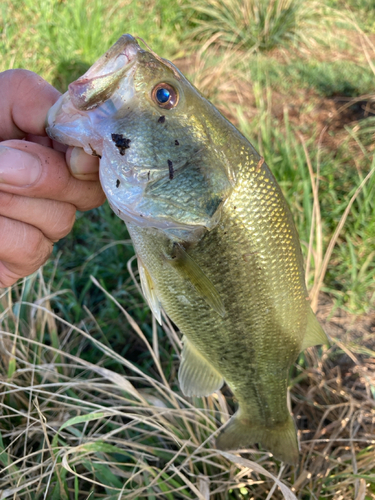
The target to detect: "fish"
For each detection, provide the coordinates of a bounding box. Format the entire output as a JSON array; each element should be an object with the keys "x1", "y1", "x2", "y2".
[{"x1": 46, "y1": 34, "x2": 328, "y2": 465}]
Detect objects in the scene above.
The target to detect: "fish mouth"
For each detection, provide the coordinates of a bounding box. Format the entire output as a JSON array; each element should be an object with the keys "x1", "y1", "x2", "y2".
[
  {"x1": 46, "y1": 34, "x2": 141, "y2": 151},
  {"x1": 68, "y1": 34, "x2": 140, "y2": 111}
]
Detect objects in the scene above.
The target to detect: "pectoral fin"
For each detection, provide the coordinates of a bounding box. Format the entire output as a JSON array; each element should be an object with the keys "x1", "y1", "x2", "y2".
[
  {"x1": 179, "y1": 336, "x2": 224, "y2": 397},
  {"x1": 167, "y1": 243, "x2": 226, "y2": 317},
  {"x1": 138, "y1": 259, "x2": 162, "y2": 325},
  {"x1": 300, "y1": 307, "x2": 330, "y2": 351}
]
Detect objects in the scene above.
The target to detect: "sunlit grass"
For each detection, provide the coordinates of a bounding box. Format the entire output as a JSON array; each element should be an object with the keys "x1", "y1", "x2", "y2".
[
  {"x1": 186, "y1": 0, "x2": 328, "y2": 52},
  {"x1": 0, "y1": 0, "x2": 185, "y2": 87}
]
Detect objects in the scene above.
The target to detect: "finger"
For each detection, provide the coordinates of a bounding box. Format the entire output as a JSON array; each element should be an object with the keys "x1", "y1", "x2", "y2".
[
  {"x1": 0, "y1": 141, "x2": 106, "y2": 211},
  {"x1": 0, "y1": 261, "x2": 23, "y2": 289},
  {"x1": 24, "y1": 133, "x2": 69, "y2": 153},
  {"x1": 0, "y1": 191, "x2": 76, "y2": 241},
  {"x1": 25, "y1": 133, "x2": 54, "y2": 148},
  {"x1": 66, "y1": 147, "x2": 100, "y2": 181},
  {"x1": 0, "y1": 215, "x2": 53, "y2": 288},
  {"x1": 0, "y1": 69, "x2": 60, "y2": 140}
]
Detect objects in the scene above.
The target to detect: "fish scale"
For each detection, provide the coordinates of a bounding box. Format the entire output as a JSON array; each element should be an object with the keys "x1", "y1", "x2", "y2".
[
  {"x1": 128, "y1": 152, "x2": 305, "y2": 430},
  {"x1": 46, "y1": 34, "x2": 328, "y2": 465}
]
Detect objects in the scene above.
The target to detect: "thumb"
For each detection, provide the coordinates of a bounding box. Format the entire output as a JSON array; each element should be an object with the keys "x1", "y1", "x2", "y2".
[{"x1": 66, "y1": 146, "x2": 100, "y2": 181}]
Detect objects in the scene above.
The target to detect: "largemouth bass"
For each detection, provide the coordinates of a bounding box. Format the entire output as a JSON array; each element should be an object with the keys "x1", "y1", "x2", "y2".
[{"x1": 46, "y1": 35, "x2": 328, "y2": 465}]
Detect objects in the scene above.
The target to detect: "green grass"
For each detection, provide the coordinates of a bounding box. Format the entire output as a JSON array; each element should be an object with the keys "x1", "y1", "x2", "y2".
[
  {"x1": 0, "y1": 0, "x2": 186, "y2": 88},
  {"x1": 327, "y1": 0, "x2": 375, "y2": 32},
  {"x1": 244, "y1": 57, "x2": 375, "y2": 97},
  {"x1": 186, "y1": 0, "x2": 326, "y2": 52},
  {"x1": 1, "y1": 0, "x2": 375, "y2": 498}
]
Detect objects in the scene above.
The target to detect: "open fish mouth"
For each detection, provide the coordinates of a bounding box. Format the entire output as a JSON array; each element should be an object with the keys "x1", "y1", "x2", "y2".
[
  {"x1": 46, "y1": 34, "x2": 140, "y2": 149},
  {"x1": 68, "y1": 34, "x2": 140, "y2": 111}
]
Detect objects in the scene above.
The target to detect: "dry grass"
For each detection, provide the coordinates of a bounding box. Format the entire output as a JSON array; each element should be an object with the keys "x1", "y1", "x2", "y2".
[
  {"x1": 0, "y1": 254, "x2": 374, "y2": 499},
  {"x1": 0, "y1": 275, "x2": 296, "y2": 499}
]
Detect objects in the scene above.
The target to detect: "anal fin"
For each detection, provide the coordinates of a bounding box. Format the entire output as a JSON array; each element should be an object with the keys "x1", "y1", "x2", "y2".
[
  {"x1": 179, "y1": 336, "x2": 224, "y2": 397},
  {"x1": 167, "y1": 243, "x2": 226, "y2": 317},
  {"x1": 300, "y1": 307, "x2": 330, "y2": 351},
  {"x1": 138, "y1": 259, "x2": 162, "y2": 325}
]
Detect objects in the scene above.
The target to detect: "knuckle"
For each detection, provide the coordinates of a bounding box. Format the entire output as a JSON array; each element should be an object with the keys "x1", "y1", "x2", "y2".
[
  {"x1": 4, "y1": 69, "x2": 53, "y2": 102},
  {"x1": 25, "y1": 230, "x2": 53, "y2": 268},
  {"x1": 0, "y1": 274, "x2": 17, "y2": 288},
  {"x1": 0, "y1": 69, "x2": 32, "y2": 86},
  {"x1": 0, "y1": 192, "x2": 16, "y2": 210},
  {"x1": 0, "y1": 263, "x2": 20, "y2": 288},
  {"x1": 49, "y1": 205, "x2": 76, "y2": 240},
  {"x1": 0, "y1": 218, "x2": 52, "y2": 284},
  {"x1": 77, "y1": 185, "x2": 106, "y2": 211}
]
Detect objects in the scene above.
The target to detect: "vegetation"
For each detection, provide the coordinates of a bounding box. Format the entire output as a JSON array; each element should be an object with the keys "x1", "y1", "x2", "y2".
[
  {"x1": 186, "y1": 0, "x2": 325, "y2": 52},
  {"x1": 0, "y1": 0, "x2": 374, "y2": 498}
]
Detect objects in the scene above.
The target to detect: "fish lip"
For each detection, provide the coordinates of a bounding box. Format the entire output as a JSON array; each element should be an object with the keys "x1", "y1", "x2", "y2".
[
  {"x1": 68, "y1": 34, "x2": 141, "y2": 111},
  {"x1": 45, "y1": 97, "x2": 63, "y2": 132},
  {"x1": 46, "y1": 34, "x2": 141, "y2": 147}
]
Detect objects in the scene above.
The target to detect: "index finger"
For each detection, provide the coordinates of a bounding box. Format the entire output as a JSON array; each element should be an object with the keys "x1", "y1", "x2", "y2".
[
  {"x1": 0, "y1": 140, "x2": 105, "y2": 211},
  {"x1": 0, "y1": 69, "x2": 60, "y2": 141}
]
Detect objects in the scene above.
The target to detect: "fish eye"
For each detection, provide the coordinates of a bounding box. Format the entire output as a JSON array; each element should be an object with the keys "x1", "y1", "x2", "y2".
[{"x1": 151, "y1": 83, "x2": 178, "y2": 109}]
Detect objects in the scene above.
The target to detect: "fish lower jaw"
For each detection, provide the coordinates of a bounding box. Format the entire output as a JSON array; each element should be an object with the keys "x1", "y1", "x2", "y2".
[
  {"x1": 106, "y1": 198, "x2": 204, "y2": 236},
  {"x1": 46, "y1": 94, "x2": 103, "y2": 153},
  {"x1": 100, "y1": 168, "x2": 207, "y2": 237}
]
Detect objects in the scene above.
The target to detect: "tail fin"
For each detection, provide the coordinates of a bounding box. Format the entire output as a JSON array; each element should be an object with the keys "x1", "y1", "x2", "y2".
[{"x1": 216, "y1": 411, "x2": 299, "y2": 465}]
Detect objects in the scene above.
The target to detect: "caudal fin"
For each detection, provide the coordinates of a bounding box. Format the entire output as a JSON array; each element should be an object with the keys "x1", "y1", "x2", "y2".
[{"x1": 216, "y1": 411, "x2": 299, "y2": 465}]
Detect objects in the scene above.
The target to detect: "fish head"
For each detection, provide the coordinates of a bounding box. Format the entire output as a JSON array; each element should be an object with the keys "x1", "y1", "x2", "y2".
[{"x1": 47, "y1": 34, "x2": 238, "y2": 239}]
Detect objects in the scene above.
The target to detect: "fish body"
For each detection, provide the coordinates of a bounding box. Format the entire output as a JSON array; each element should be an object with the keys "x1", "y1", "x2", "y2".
[{"x1": 46, "y1": 35, "x2": 328, "y2": 464}]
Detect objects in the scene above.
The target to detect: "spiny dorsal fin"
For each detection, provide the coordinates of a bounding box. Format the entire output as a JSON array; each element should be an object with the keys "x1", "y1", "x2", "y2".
[
  {"x1": 179, "y1": 336, "x2": 224, "y2": 397},
  {"x1": 138, "y1": 259, "x2": 162, "y2": 325},
  {"x1": 300, "y1": 307, "x2": 330, "y2": 352},
  {"x1": 167, "y1": 243, "x2": 226, "y2": 317}
]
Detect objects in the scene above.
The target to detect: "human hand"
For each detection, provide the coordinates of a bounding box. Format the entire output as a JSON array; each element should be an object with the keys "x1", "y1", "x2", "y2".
[{"x1": 0, "y1": 69, "x2": 106, "y2": 288}]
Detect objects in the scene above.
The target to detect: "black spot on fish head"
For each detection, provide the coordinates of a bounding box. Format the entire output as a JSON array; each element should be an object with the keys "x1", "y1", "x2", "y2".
[{"x1": 111, "y1": 133, "x2": 131, "y2": 156}]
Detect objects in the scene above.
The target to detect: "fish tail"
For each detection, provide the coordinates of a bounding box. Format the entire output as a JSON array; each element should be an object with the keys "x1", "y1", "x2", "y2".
[{"x1": 216, "y1": 410, "x2": 299, "y2": 465}]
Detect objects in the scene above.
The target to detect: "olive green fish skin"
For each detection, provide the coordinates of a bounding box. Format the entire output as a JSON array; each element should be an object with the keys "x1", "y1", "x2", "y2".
[
  {"x1": 45, "y1": 35, "x2": 326, "y2": 464},
  {"x1": 127, "y1": 146, "x2": 308, "y2": 426}
]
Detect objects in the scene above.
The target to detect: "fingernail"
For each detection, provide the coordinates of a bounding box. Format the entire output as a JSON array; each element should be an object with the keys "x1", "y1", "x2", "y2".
[
  {"x1": 67, "y1": 147, "x2": 100, "y2": 178},
  {"x1": 0, "y1": 146, "x2": 42, "y2": 186}
]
